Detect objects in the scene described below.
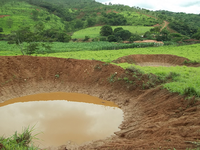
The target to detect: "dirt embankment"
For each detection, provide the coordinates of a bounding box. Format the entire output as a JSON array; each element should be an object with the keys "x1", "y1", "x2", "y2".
[
  {"x1": 0, "y1": 56, "x2": 200, "y2": 150},
  {"x1": 112, "y1": 54, "x2": 200, "y2": 67}
]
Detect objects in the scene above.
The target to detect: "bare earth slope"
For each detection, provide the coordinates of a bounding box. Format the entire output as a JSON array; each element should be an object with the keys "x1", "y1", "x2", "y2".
[
  {"x1": 0, "y1": 56, "x2": 200, "y2": 150},
  {"x1": 112, "y1": 54, "x2": 200, "y2": 67}
]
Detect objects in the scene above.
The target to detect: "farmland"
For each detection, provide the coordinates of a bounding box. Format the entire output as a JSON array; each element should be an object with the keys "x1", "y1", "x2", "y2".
[{"x1": 72, "y1": 26, "x2": 153, "y2": 39}]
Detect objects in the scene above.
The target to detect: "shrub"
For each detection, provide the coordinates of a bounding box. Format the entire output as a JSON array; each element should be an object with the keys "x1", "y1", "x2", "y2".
[
  {"x1": 108, "y1": 35, "x2": 117, "y2": 42},
  {"x1": 100, "y1": 25, "x2": 113, "y2": 36},
  {"x1": 83, "y1": 36, "x2": 90, "y2": 41},
  {"x1": 115, "y1": 30, "x2": 132, "y2": 41},
  {"x1": 184, "y1": 87, "x2": 199, "y2": 97},
  {"x1": 99, "y1": 37, "x2": 107, "y2": 41},
  {"x1": 114, "y1": 27, "x2": 123, "y2": 34},
  {"x1": 0, "y1": 27, "x2": 3, "y2": 32},
  {"x1": 129, "y1": 34, "x2": 142, "y2": 42}
]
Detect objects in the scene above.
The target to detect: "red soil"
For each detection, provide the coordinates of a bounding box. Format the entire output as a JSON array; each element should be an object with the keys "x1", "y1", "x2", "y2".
[
  {"x1": 152, "y1": 23, "x2": 160, "y2": 27},
  {"x1": 0, "y1": 56, "x2": 200, "y2": 150},
  {"x1": 0, "y1": 15, "x2": 10, "y2": 18}
]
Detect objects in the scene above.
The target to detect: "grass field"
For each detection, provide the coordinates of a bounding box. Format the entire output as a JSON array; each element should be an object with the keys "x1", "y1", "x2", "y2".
[{"x1": 72, "y1": 25, "x2": 153, "y2": 39}]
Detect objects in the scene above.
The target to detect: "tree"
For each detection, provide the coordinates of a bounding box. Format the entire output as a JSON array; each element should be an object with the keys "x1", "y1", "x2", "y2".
[
  {"x1": 150, "y1": 26, "x2": 161, "y2": 33},
  {"x1": 156, "y1": 28, "x2": 171, "y2": 41},
  {"x1": 100, "y1": 25, "x2": 113, "y2": 36},
  {"x1": 74, "y1": 20, "x2": 84, "y2": 29},
  {"x1": 0, "y1": 27, "x2": 3, "y2": 32},
  {"x1": 114, "y1": 27, "x2": 123, "y2": 34},
  {"x1": 108, "y1": 35, "x2": 117, "y2": 42},
  {"x1": 87, "y1": 18, "x2": 96, "y2": 27},
  {"x1": 192, "y1": 28, "x2": 200, "y2": 40},
  {"x1": 114, "y1": 30, "x2": 131, "y2": 41},
  {"x1": 8, "y1": 26, "x2": 52, "y2": 55},
  {"x1": 129, "y1": 34, "x2": 142, "y2": 42}
]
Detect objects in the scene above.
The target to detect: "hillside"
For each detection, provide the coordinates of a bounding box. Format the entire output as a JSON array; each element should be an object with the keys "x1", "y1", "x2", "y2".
[
  {"x1": 0, "y1": 0, "x2": 161, "y2": 35},
  {"x1": 0, "y1": 1, "x2": 65, "y2": 34},
  {"x1": 0, "y1": 0, "x2": 200, "y2": 41}
]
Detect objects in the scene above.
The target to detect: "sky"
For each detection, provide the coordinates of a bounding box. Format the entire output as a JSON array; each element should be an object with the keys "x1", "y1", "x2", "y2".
[{"x1": 96, "y1": 0, "x2": 200, "y2": 14}]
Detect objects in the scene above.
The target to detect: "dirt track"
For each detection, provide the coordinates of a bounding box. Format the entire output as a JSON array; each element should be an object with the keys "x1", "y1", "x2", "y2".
[{"x1": 0, "y1": 56, "x2": 200, "y2": 150}]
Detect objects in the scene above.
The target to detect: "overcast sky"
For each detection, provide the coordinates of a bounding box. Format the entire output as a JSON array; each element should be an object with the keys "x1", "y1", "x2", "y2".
[{"x1": 96, "y1": 0, "x2": 200, "y2": 14}]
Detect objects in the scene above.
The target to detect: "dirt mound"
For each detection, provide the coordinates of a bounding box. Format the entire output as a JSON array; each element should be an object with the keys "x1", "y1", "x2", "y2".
[
  {"x1": 0, "y1": 56, "x2": 200, "y2": 150},
  {"x1": 112, "y1": 54, "x2": 200, "y2": 67}
]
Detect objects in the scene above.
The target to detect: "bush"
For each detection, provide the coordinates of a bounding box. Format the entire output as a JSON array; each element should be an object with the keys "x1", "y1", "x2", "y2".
[
  {"x1": 99, "y1": 37, "x2": 107, "y2": 41},
  {"x1": 129, "y1": 34, "x2": 142, "y2": 42},
  {"x1": 184, "y1": 87, "x2": 199, "y2": 97},
  {"x1": 0, "y1": 27, "x2": 3, "y2": 32},
  {"x1": 114, "y1": 30, "x2": 131, "y2": 41},
  {"x1": 83, "y1": 36, "x2": 90, "y2": 41},
  {"x1": 100, "y1": 25, "x2": 113, "y2": 36},
  {"x1": 108, "y1": 35, "x2": 117, "y2": 42},
  {"x1": 114, "y1": 27, "x2": 123, "y2": 34}
]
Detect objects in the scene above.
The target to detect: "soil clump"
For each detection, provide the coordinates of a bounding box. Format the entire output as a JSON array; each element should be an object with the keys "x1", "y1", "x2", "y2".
[{"x1": 0, "y1": 56, "x2": 200, "y2": 150}]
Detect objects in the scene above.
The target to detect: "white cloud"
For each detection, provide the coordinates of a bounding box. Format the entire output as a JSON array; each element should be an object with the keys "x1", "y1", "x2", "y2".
[{"x1": 97, "y1": 0, "x2": 200, "y2": 14}]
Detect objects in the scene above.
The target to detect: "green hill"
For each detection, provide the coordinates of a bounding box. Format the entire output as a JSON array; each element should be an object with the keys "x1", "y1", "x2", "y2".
[
  {"x1": 0, "y1": 1, "x2": 65, "y2": 34},
  {"x1": 0, "y1": 0, "x2": 200, "y2": 40}
]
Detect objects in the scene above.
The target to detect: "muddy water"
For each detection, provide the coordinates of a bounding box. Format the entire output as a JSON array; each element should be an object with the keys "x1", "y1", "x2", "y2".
[
  {"x1": 0, "y1": 92, "x2": 123, "y2": 148},
  {"x1": 137, "y1": 62, "x2": 176, "y2": 67}
]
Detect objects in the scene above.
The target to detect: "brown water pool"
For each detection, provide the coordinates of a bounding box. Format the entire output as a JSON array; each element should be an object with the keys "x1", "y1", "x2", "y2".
[{"x1": 0, "y1": 92, "x2": 124, "y2": 148}]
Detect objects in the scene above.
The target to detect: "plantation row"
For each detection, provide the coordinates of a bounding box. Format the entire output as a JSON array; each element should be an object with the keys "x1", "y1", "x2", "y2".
[{"x1": 0, "y1": 41, "x2": 160, "y2": 54}]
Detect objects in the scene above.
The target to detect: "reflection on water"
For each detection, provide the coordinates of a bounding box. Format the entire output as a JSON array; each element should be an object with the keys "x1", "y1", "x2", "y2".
[{"x1": 0, "y1": 93, "x2": 123, "y2": 148}]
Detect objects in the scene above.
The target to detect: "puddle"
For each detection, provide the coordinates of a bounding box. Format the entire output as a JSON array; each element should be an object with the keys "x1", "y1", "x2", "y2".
[
  {"x1": 0, "y1": 92, "x2": 123, "y2": 148},
  {"x1": 137, "y1": 62, "x2": 176, "y2": 67}
]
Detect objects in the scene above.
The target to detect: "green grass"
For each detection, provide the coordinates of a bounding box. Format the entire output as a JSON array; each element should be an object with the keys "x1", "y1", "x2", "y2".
[
  {"x1": 72, "y1": 25, "x2": 153, "y2": 39},
  {"x1": 0, "y1": 1, "x2": 65, "y2": 34},
  {"x1": 0, "y1": 126, "x2": 40, "y2": 150}
]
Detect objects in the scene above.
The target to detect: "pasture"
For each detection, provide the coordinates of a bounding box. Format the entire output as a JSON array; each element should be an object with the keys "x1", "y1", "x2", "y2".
[{"x1": 72, "y1": 25, "x2": 153, "y2": 39}]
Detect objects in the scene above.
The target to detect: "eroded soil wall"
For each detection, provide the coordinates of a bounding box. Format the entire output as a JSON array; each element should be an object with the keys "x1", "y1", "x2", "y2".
[{"x1": 0, "y1": 56, "x2": 200, "y2": 150}]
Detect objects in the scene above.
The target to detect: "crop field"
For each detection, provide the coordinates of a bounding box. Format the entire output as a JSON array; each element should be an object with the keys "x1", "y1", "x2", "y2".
[
  {"x1": 0, "y1": 41, "x2": 155, "y2": 54},
  {"x1": 72, "y1": 25, "x2": 153, "y2": 39}
]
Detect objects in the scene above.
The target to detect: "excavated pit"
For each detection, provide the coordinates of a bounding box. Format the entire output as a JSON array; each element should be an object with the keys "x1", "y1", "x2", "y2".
[
  {"x1": 112, "y1": 54, "x2": 200, "y2": 67},
  {"x1": 0, "y1": 92, "x2": 123, "y2": 149},
  {"x1": 0, "y1": 56, "x2": 200, "y2": 150}
]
